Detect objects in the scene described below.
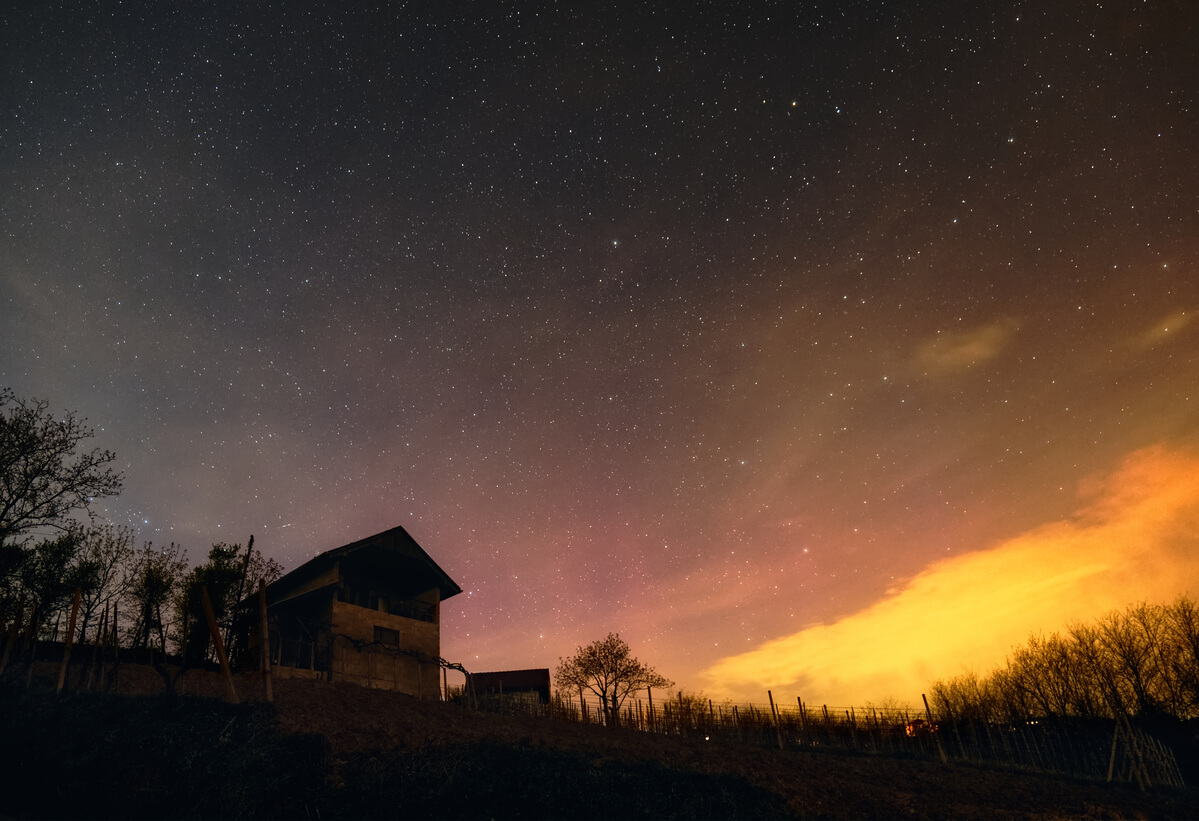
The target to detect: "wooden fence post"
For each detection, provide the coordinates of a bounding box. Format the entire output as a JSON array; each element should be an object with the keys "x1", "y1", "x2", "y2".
[
  {"x1": 767, "y1": 690, "x2": 784, "y2": 749},
  {"x1": 1120, "y1": 714, "x2": 1150, "y2": 791},
  {"x1": 86, "y1": 605, "x2": 107, "y2": 691},
  {"x1": 922, "y1": 693, "x2": 948, "y2": 764},
  {"x1": 108, "y1": 603, "x2": 119, "y2": 692},
  {"x1": 56, "y1": 587, "x2": 82, "y2": 694},
  {"x1": 24, "y1": 605, "x2": 40, "y2": 689},
  {"x1": 200, "y1": 585, "x2": 239, "y2": 704},
  {"x1": 258, "y1": 579, "x2": 272, "y2": 703},
  {"x1": 0, "y1": 594, "x2": 24, "y2": 677}
]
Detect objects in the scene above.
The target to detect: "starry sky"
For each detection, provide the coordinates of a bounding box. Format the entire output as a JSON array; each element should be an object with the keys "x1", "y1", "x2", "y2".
[{"x1": 2, "y1": 1, "x2": 1198, "y2": 706}]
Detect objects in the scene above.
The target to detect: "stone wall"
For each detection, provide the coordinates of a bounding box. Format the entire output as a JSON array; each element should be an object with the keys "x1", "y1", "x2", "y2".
[{"x1": 328, "y1": 591, "x2": 441, "y2": 697}]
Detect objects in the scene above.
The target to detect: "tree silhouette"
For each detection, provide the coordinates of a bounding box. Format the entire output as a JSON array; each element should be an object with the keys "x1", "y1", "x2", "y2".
[
  {"x1": 0, "y1": 389, "x2": 122, "y2": 546},
  {"x1": 554, "y1": 633, "x2": 672, "y2": 727},
  {"x1": 127, "y1": 541, "x2": 188, "y2": 652},
  {"x1": 930, "y1": 596, "x2": 1199, "y2": 722}
]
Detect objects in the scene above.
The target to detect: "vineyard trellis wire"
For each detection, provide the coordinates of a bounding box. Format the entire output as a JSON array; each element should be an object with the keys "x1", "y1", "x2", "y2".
[
  {"x1": 453, "y1": 686, "x2": 1186, "y2": 790},
  {"x1": 3, "y1": 619, "x2": 1187, "y2": 794}
]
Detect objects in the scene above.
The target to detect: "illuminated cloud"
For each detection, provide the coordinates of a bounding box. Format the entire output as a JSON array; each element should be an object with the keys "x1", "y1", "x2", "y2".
[
  {"x1": 1133, "y1": 309, "x2": 1193, "y2": 349},
  {"x1": 699, "y1": 445, "x2": 1199, "y2": 706},
  {"x1": 914, "y1": 320, "x2": 1016, "y2": 376}
]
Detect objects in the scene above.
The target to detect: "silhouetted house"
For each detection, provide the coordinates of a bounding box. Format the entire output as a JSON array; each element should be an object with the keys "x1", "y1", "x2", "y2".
[
  {"x1": 468, "y1": 668, "x2": 551, "y2": 705},
  {"x1": 243, "y1": 525, "x2": 461, "y2": 697}
]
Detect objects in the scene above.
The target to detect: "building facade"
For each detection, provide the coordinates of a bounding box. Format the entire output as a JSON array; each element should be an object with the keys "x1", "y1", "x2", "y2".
[{"x1": 244, "y1": 525, "x2": 462, "y2": 697}]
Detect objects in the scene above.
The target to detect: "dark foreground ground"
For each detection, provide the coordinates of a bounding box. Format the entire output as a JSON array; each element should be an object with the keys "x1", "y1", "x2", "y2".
[{"x1": 0, "y1": 669, "x2": 1194, "y2": 819}]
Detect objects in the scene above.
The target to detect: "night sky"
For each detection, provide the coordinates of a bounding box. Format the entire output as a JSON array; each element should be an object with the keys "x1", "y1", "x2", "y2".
[{"x1": 3, "y1": 1, "x2": 1197, "y2": 705}]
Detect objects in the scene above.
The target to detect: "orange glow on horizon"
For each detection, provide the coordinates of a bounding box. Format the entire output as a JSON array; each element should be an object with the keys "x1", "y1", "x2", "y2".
[{"x1": 700, "y1": 445, "x2": 1199, "y2": 707}]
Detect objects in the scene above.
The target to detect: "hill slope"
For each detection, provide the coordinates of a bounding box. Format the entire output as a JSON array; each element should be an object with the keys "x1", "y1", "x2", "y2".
[{"x1": 0, "y1": 671, "x2": 1193, "y2": 819}]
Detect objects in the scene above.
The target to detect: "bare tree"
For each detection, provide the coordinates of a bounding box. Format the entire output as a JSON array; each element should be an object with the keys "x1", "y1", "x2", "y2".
[
  {"x1": 931, "y1": 598, "x2": 1199, "y2": 724},
  {"x1": 127, "y1": 542, "x2": 188, "y2": 652},
  {"x1": 73, "y1": 524, "x2": 137, "y2": 642},
  {"x1": 15, "y1": 531, "x2": 84, "y2": 638},
  {"x1": 1165, "y1": 597, "x2": 1199, "y2": 712},
  {"x1": 173, "y1": 540, "x2": 281, "y2": 666},
  {"x1": 0, "y1": 389, "x2": 123, "y2": 547},
  {"x1": 1099, "y1": 605, "x2": 1162, "y2": 716},
  {"x1": 554, "y1": 633, "x2": 672, "y2": 727}
]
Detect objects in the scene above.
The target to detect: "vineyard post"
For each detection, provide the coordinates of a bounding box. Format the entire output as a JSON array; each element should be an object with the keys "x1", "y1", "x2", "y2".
[
  {"x1": 24, "y1": 605, "x2": 39, "y2": 689},
  {"x1": 98, "y1": 605, "x2": 110, "y2": 691},
  {"x1": 982, "y1": 720, "x2": 997, "y2": 768},
  {"x1": 767, "y1": 690, "x2": 784, "y2": 749},
  {"x1": 944, "y1": 701, "x2": 966, "y2": 760},
  {"x1": 84, "y1": 605, "x2": 104, "y2": 691},
  {"x1": 200, "y1": 585, "x2": 239, "y2": 704},
  {"x1": 966, "y1": 717, "x2": 981, "y2": 763},
  {"x1": 0, "y1": 594, "x2": 24, "y2": 676},
  {"x1": 922, "y1": 693, "x2": 948, "y2": 764},
  {"x1": 109, "y1": 603, "x2": 119, "y2": 692},
  {"x1": 56, "y1": 587, "x2": 82, "y2": 693},
  {"x1": 1120, "y1": 714, "x2": 1150, "y2": 791},
  {"x1": 258, "y1": 580, "x2": 273, "y2": 702},
  {"x1": 1109, "y1": 717, "x2": 1130, "y2": 787}
]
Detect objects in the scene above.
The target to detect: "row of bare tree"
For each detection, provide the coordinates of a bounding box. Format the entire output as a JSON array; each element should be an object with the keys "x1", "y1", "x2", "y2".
[
  {"x1": 1, "y1": 388, "x2": 282, "y2": 670},
  {"x1": 930, "y1": 598, "x2": 1199, "y2": 723},
  {"x1": 0, "y1": 529, "x2": 282, "y2": 667}
]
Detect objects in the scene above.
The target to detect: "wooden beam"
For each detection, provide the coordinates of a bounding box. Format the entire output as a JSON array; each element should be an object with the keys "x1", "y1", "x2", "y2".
[{"x1": 200, "y1": 585, "x2": 239, "y2": 704}]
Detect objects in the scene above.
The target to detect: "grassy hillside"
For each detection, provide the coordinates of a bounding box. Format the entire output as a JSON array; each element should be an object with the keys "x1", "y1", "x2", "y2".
[{"x1": 0, "y1": 674, "x2": 1194, "y2": 819}]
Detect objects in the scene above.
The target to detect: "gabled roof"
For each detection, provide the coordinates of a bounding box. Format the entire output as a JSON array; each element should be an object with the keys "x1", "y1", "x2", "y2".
[{"x1": 265, "y1": 525, "x2": 463, "y2": 602}]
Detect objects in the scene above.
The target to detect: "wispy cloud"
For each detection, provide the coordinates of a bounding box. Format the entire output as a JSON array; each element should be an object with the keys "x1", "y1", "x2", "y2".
[
  {"x1": 1133, "y1": 309, "x2": 1193, "y2": 350},
  {"x1": 914, "y1": 320, "x2": 1016, "y2": 376},
  {"x1": 699, "y1": 445, "x2": 1199, "y2": 706}
]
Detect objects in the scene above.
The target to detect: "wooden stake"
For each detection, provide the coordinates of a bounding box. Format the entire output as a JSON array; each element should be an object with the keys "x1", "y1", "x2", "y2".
[
  {"x1": 258, "y1": 580, "x2": 272, "y2": 703},
  {"x1": 767, "y1": 690, "x2": 784, "y2": 749},
  {"x1": 86, "y1": 605, "x2": 107, "y2": 691},
  {"x1": 225, "y1": 535, "x2": 254, "y2": 652},
  {"x1": 0, "y1": 594, "x2": 25, "y2": 676},
  {"x1": 200, "y1": 585, "x2": 239, "y2": 703},
  {"x1": 108, "y1": 603, "x2": 119, "y2": 692},
  {"x1": 25, "y1": 605, "x2": 39, "y2": 689},
  {"x1": 56, "y1": 587, "x2": 82, "y2": 693},
  {"x1": 923, "y1": 693, "x2": 948, "y2": 764}
]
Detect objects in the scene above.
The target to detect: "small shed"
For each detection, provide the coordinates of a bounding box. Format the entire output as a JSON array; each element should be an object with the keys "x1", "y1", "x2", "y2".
[
  {"x1": 244, "y1": 525, "x2": 461, "y2": 698},
  {"x1": 468, "y1": 668, "x2": 552, "y2": 704}
]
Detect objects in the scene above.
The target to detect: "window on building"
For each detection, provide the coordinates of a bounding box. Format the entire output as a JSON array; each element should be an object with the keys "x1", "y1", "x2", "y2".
[
  {"x1": 339, "y1": 581, "x2": 379, "y2": 610},
  {"x1": 388, "y1": 598, "x2": 437, "y2": 623},
  {"x1": 374, "y1": 626, "x2": 399, "y2": 647}
]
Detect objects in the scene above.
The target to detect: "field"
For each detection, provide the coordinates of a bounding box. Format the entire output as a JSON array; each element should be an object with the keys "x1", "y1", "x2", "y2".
[{"x1": 0, "y1": 666, "x2": 1195, "y2": 819}]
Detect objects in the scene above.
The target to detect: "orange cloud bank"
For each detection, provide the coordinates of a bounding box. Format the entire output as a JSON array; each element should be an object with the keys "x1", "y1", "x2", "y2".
[{"x1": 700, "y1": 445, "x2": 1199, "y2": 707}]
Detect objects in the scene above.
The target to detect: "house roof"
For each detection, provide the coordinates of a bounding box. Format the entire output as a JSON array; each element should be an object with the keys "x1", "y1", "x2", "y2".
[
  {"x1": 469, "y1": 668, "x2": 551, "y2": 692},
  {"x1": 265, "y1": 525, "x2": 463, "y2": 602}
]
